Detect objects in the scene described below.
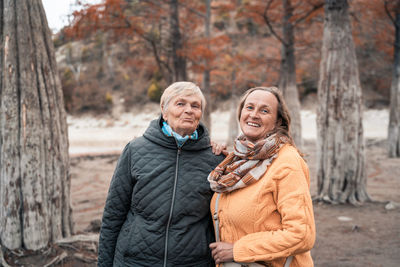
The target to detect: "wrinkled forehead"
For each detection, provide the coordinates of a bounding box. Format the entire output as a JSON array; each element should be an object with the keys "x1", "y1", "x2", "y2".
[
  {"x1": 168, "y1": 91, "x2": 202, "y2": 106},
  {"x1": 244, "y1": 90, "x2": 278, "y2": 106}
]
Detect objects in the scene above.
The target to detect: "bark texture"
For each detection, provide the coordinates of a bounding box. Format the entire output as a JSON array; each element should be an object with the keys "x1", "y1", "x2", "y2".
[
  {"x1": 0, "y1": 0, "x2": 72, "y2": 250},
  {"x1": 228, "y1": 70, "x2": 239, "y2": 147},
  {"x1": 202, "y1": 0, "x2": 212, "y2": 132},
  {"x1": 169, "y1": 0, "x2": 187, "y2": 82},
  {"x1": 316, "y1": 0, "x2": 369, "y2": 204},
  {"x1": 388, "y1": 12, "x2": 400, "y2": 157},
  {"x1": 278, "y1": 0, "x2": 302, "y2": 148}
]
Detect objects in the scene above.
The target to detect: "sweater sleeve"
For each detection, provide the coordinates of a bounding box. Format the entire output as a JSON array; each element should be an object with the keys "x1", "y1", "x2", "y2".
[
  {"x1": 98, "y1": 143, "x2": 135, "y2": 267},
  {"x1": 233, "y1": 158, "x2": 316, "y2": 263}
]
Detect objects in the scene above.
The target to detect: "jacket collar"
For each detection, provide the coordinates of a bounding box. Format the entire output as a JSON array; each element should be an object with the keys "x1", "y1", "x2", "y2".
[{"x1": 143, "y1": 115, "x2": 211, "y2": 151}]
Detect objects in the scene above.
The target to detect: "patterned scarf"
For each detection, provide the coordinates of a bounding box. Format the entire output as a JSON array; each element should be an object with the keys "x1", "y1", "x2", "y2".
[
  {"x1": 208, "y1": 133, "x2": 287, "y2": 193},
  {"x1": 161, "y1": 121, "x2": 198, "y2": 147}
]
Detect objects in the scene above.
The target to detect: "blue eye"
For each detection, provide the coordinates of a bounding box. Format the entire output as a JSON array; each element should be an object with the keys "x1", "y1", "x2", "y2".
[
  {"x1": 177, "y1": 102, "x2": 184, "y2": 106},
  {"x1": 261, "y1": 109, "x2": 269, "y2": 114},
  {"x1": 246, "y1": 106, "x2": 253, "y2": 110}
]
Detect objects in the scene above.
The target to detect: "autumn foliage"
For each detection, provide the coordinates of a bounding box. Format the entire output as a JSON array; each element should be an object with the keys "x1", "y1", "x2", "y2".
[{"x1": 57, "y1": 0, "x2": 394, "y2": 114}]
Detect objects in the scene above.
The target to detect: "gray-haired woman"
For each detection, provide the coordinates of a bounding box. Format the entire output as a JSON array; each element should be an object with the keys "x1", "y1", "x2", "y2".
[{"x1": 98, "y1": 81, "x2": 225, "y2": 267}]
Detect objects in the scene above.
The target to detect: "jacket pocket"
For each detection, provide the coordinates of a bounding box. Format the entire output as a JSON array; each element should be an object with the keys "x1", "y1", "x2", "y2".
[{"x1": 115, "y1": 213, "x2": 134, "y2": 256}]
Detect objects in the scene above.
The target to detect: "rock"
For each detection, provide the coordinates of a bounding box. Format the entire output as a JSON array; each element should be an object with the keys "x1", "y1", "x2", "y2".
[
  {"x1": 337, "y1": 216, "x2": 353, "y2": 222},
  {"x1": 385, "y1": 201, "x2": 398, "y2": 210}
]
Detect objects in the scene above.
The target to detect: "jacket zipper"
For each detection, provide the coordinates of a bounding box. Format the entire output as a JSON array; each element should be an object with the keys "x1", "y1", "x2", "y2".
[{"x1": 163, "y1": 147, "x2": 181, "y2": 267}]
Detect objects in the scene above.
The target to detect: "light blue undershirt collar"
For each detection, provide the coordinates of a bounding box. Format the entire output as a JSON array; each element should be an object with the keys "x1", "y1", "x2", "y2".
[{"x1": 162, "y1": 121, "x2": 198, "y2": 147}]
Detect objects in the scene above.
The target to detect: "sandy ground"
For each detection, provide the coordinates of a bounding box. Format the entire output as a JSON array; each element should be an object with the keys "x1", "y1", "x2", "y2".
[
  {"x1": 68, "y1": 105, "x2": 400, "y2": 267},
  {"x1": 67, "y1": 103, "x2": 389, "y2": 155}
]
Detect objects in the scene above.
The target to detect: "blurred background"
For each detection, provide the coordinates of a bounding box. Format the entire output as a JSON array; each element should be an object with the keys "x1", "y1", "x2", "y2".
[{"x1": 42, "y1": 0, "x2": 391, "y2": 116}]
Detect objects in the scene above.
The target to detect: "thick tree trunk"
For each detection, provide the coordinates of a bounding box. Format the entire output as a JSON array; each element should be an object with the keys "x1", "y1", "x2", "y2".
[
  {"x1": 278, "y1": 0, "x2": 302, "y2": 148},
  {"x1": 388, "y1": 12, "x2": 400, "y2": 157},
  {"x1": 0, "y1": 0, "x2": 72, "y2": 251},
  {"x1": 202, "y1": 0, "x2": 212, "y2": 132},
  {"x1": 316, "y1": 0, "x2": 369, "y2": 204},
  {"x1": 170, "y1": 0, "x2": 187, "y2": 82}
]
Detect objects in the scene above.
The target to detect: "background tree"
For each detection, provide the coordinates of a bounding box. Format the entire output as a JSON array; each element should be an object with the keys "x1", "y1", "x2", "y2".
[
  {"x1": 244, "y1": 0, "x2": 322, "y2": 147},
  {"x1": 0, "y1": 0, "x2": 72, "y2": 251},
  {"x1": 202, "y1": 0, "x2": 212, "y2": 130},
  {"x1": 316, "y1": 0, "x2": 369, "y2": 204},
  {"x1": 170, "y1": 0, "x2": 187, "y2": 81},
  {"x1": 386, "y1": 0, "x2": 400, "y2": 157}
]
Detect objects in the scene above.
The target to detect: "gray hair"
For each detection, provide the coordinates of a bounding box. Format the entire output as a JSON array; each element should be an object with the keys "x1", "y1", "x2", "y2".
[{"x1": 160, "y1": 81, "x2": 206, "y2": 113}]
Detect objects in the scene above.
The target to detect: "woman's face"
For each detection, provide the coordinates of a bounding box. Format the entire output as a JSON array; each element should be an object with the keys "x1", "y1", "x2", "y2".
[
  {"x1": 162, "y1": 94, "x2": 202, "y2": 136},
  {"x1": 239, "y1": 90, "x2": 278, "y2": 143}
]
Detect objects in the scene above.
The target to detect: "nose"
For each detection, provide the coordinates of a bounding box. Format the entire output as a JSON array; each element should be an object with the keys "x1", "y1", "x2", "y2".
[
  {"x1": 184, "y1": 103, "x2": 193, "y2": 113},
  {"x1": 249, "y1": 109, "x2": 258, "y2": 118}
]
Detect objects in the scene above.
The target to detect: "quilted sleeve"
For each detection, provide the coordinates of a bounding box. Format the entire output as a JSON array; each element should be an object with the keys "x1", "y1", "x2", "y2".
[
  {"x1": 233, "y1": 159, "x2": 316, "y2": 262},
  {"x1": 98, "y1": 143, "x2": 134, "y2": 267}
]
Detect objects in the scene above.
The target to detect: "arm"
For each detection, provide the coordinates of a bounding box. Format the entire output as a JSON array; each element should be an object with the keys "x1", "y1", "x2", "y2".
[
  {"x1": 233, "y1": 164, "x2": 316, "y2": 262},
  {"x1": 98, "y1": 144, "x2": 135, "y2": 266}
]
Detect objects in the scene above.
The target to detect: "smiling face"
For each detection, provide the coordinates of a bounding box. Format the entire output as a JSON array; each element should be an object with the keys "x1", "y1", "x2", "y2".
[
  {"x1": 239, "y1": 90, "x2": 278, "y2": 143},
  {"x1": 162, "y1": 94, "x2": 202, "y2": 136}
]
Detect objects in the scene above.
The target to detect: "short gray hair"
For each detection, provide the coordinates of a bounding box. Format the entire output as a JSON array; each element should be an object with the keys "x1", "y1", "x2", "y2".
[{"x1": 160, "y1": 81, "x2": 206, "y2": 113}]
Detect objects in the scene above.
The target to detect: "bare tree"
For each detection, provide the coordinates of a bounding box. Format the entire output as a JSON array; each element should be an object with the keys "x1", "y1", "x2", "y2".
[
  {"x1": 228, "y1": 70, "x2": 239, "y2": 147},
  {"x1": 201, "y1": 0, "x2": 212, "y2": 131},
  {"x1": 386, "y1": 0, "x2": 400, "y2": 158},
  {"x1": 0, "y1": 0, "x2": 72, "y2": 251},
  {"x1": 170, "y1": 0, "x2": 187, "y2": 82},
  {"x1": 316, "y1": 0, "x2": 369, "y2": 204},
  {"x1": 264, "y1": 0, "x2": 323, "y2": 148}
]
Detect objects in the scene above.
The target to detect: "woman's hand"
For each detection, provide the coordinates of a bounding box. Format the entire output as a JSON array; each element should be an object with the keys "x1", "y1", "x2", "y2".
[
  {"x1": 211, "y1": 141, "x2": 228, "y2": 156},
  {"x1": 209, "y1": 242, "x2": 234, "y2": 264}
]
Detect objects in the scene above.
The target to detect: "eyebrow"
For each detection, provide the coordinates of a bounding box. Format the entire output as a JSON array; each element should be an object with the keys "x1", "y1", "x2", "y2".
[
  {"x1": 174, "y1": 98, "x2": 201, "y2": 105},
  {"x1": 245, "y1": 102, "x2": 270, "y2": 109}
]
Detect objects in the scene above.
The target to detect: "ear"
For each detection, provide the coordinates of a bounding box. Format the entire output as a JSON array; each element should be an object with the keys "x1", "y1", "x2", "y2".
[{"x1": 162, "y1": 108, "x2": 168, "y2": 121}]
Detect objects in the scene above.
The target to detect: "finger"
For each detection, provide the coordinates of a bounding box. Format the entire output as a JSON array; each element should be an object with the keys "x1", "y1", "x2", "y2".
[
  {"x1": 211, "y1": 141, "x2": 216, "y2": 153},
  {"x1": 211, "y1": 249, "x2": 217, "y2": 259},
  {"x1": 222, "y1": 149, "x2": 229, "y2": 156}
]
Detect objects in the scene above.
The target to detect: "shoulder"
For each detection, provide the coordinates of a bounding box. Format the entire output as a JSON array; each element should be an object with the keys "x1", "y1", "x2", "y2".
[
  {"x1": 121, "y1": 136, "x2": 157, "y2": 160},
  {"x1": 269, "y1": 144, "x2": 308, "y2": 179},
  {"x1": 276, "y1": 144, "x2": 302, "y2": 163},
  {"x1": 128, "y1": 136, "x2": 148, "y2": 148}
]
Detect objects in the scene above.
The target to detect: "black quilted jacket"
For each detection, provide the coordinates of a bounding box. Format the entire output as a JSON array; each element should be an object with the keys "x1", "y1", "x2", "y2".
[{"x1": 98, "y1": 117, "x2": 224, "y2": 267}]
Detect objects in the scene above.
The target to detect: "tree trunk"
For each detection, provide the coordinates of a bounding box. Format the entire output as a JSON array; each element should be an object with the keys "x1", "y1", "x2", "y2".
[
  {"x1": 0, "y1": 0, "x2": 72, "y2": 251},
  {"x1": 316, "y1": 0, "x2": 369, "y2": 205},
  {"x1": 278, "y1": 0, "x2": 302, "y2": 148},
  {"x1": 388, "y1": 12, "x2": 400, "y2": 157},
  {"x1": 170, "y1": 0, "x2": 187, "y2": 82},
  {"x1": 202, "y1": 0, "x2": 212, "y2": 132},
  {"x1": 227, "y1": 70, "x2": 239, "y2": 147}
]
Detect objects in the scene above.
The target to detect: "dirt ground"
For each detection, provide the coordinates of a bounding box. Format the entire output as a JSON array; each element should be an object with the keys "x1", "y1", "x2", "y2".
[
  {"x1": 64, "y1": 138, "x2": 400, "y2": 267},
  {"x1": 3, "y1": 132, "x2": 398, "y2": 266}
]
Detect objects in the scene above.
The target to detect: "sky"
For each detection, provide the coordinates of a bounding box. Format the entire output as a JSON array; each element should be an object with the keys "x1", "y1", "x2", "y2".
[{"x1": 42, "y1": 0, "x2": 101, "y2": 33}]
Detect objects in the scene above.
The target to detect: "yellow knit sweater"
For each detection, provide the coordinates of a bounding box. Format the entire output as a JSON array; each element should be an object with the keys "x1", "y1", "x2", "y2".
[{"x1": 210, "y1": 144, "x2": 316, "y2": 267}]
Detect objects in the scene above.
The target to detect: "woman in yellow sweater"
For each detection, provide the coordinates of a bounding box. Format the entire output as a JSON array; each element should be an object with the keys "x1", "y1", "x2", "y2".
[{"x1": 208, "y1": 87, "x2": 315, "y2": 267}]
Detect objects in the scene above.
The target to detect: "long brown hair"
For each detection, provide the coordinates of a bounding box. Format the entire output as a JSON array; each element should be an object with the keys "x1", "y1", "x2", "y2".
[{"x1": 237, "y1": 86, "x2": 298, "y2": 149}]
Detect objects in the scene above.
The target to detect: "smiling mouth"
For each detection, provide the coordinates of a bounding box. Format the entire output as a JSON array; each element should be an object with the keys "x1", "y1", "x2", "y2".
[{"x1": 247, "y1": 122, "x2": 260, "y2": 127}]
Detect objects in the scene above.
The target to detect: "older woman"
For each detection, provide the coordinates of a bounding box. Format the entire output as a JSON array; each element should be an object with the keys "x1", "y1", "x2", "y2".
[
  {"x1": 98, "y1": 81, "x2": 224, "y2": 267},
  {"x1": 208, "y1": 87, "x2": 316, "y2": 267}
]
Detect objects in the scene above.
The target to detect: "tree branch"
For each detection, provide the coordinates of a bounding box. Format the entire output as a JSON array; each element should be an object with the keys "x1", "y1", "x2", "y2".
[
  {"x1": 384, "y1": 0, "x2": 396, "y2": 26},
  {"x1": 178, "y1": 0, "x2": 206, "y2": 18},
  {"x1": 263, "y1": 0, "x2": 286, "y2": 45},
  {"x1": 293, "y1": 2, "x2": 324, "y2": 27}
]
